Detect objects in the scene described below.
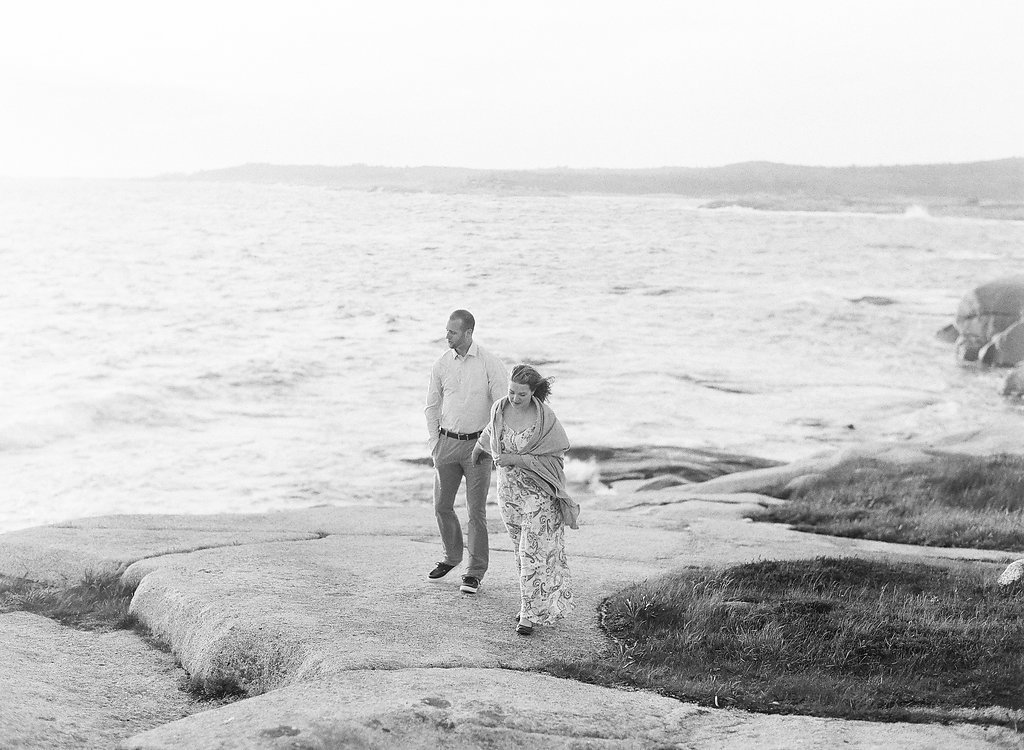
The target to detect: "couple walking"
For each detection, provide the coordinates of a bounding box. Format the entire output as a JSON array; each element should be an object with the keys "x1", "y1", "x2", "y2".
[{"x1": 424, "y1": 309, "x2": 578, "y2": 636}]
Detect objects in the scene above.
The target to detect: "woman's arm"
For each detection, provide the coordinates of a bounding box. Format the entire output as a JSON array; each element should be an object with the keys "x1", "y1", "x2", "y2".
[{"x1": 494, "y1": 453, "x2": 535, "y2": 468}]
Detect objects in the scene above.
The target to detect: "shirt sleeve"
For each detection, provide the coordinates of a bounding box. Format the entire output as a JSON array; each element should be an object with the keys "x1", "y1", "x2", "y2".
[
  {"x1": 424, "y1": 360, "x2": 442, "y2": 448},
  {"x1": 487, "y1": 352, "x2": 509, "y2": 405},
  {"x1": 477, "y1": 419, "x2": 493, "y2": 456}
]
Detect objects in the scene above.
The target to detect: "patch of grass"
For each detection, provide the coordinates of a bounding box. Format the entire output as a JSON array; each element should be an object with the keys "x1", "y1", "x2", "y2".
[
  {"x1": 1, "y1": 570, "x2": 248, "y2": 706},
  {"x1": 187, "y1": 673, "x2": 248, "y2": 701},
  {"x1": 545, "y1": 558, "x2": 1024, "y2": 726},
  {"x1": 755, "y1": 455, "x2": 1024, "y2": 551},
  {"x1": 0, "y1": 570, "x2": 137, "y2": 631}
]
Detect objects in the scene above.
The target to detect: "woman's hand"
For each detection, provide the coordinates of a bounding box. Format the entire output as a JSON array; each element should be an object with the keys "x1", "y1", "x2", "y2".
[
  {"x1": 471, "y1": 446, "x2": 491, "y2": 465},
  {"x1": 494, "y1": 453, "x2": 522, "y2": 468}
]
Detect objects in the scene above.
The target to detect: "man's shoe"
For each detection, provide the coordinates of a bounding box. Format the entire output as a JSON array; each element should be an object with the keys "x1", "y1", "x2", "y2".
[
  {"x1": 460, "y1": 575, "x2": 480, "y2": 594},
  {"x1": 428, "y1": 562, "x2": 456, "y2": 580}
]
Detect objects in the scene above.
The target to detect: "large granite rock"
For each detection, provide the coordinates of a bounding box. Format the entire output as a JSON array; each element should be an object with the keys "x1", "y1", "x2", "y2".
[
  {"x1": 121, "y1": 667, "x2": 1016, "y2": 750},
  {"x1": 0, "y1": 611, "x2": 198, "y2": 749},
  {"x1": 951, "y1": 276, "x2": 1024, "y2": 365},
  {"x1": 1002, "y1": 366, "x2": 1024, "y2": 397},
  {"x1": 1, "y1": 470, "x2": 1020, "y2": 748}
]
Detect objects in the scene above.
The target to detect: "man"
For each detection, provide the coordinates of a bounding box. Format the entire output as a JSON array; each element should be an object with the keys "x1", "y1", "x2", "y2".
[{"x1": 424, "y1": 309, "x2": 507, "y2": 594}]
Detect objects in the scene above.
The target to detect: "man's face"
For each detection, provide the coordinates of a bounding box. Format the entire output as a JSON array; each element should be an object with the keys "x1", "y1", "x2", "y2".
[{"x1": 446, "y1": 318, "x2": 471, "y2": 351}]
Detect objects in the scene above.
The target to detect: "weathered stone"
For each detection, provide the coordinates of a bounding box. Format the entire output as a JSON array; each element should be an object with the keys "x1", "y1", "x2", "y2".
[
  {"x1": 920, "y1": 415, "x2": 1024, "y2": 456},
  {"x1": 567, "y1": 444, "x2": 781, "y2": 483},
  {"x1": 1002, "y1": 367, "x2": 1024, "y2": 397},
  {"x1": 952, "y1": 276, "x2": 1024, "y2": 365},
  {"x1": 122, "y1": 668, "x2": 706, "y2": 749},
  {"x1": 997, "y1": 559, "x2": 1024, "y2": 587},
  {"x1": 849, "y1": 295, "x2": 897, "y2": 306},
  {"x1": 2, "y1": 454, "x2": 1021, "y2": 749},
  {"x1": 120, "y1": 666, "x2": 1017, "y2": 750},
  {"x1": 636, "y1": 474, "x2": 691, "y2": 491},
  {"x1": 0, "y1": 611, "x2": 197, "y2": 750},
  {"x1": 0, "y1": 507, "x2": 433, "y2": 585}
]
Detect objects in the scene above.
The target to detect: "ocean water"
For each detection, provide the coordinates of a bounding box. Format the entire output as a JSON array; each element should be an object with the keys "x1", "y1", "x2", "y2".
[{"x1": 1, "y1": 179, "x2": 1022, "y2": 533}]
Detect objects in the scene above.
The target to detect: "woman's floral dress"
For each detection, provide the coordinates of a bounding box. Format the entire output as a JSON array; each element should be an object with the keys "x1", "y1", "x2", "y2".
[{"x1": 497, "y1": 421, "x2": 574, "y2": 625}]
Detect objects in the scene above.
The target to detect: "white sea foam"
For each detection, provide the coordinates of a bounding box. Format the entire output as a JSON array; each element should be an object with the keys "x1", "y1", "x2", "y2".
[
  {"x1": 903, "y1": 204, "x2": 932, "y2": 218},
  {"x1": 1, "y1": 180, "x2": 1022, "y2": 532}
]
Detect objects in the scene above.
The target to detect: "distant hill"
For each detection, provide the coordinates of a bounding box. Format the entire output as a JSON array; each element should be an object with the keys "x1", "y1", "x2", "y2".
[{"x1": 162, "y1": 159, "x2": 1024, "y2": 216}]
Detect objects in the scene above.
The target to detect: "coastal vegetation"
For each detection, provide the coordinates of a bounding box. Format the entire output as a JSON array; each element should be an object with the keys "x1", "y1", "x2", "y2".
[
  {"x1": 0, "y1": 570, "x2": 246, "y2": 701},
  {"x1": 755, "y1": 454, "x2": 1024, "y2": 551},
  {"x1": 546, "y1": 557, "x2": 1023, "y2": 727},
  {"x1": 0, "y1": 570, "x2": 137, "y2": 631}
]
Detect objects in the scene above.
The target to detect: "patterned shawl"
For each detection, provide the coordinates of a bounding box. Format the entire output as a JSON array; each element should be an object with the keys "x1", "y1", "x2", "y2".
[{"x1": 478, "y1": 396, "x2": 581, "y2": 530}]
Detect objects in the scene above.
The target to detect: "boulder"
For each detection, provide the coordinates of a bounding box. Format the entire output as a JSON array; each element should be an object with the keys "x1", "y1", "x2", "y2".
[
  {"x1": 953, "y1": 276, "x2": 1024, "y2": 365},
  {"x1": 935, "y1": 324, "x2": 959, "y2": 343},
  {"x1": 997, "y1": 559, "x2": 1024, "y2": 587},
  {"x1": 979, "y1": 319, "x2": 1024, "y2": 366},
  {"x1": 1001, "y1": 367, "x2": 1024, "y2": 397}
]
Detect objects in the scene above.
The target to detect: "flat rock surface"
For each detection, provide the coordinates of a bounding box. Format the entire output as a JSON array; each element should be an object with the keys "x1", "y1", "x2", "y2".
[
  {"x1": 3, "y1": 431, "x2": 1023, "y2": 749},
  {"x1": 121, "y1": 667, "x2": 1020, "y2": 750},
  {"x1": 0, "y1": 611, "x2": 199, "y2": 749}
]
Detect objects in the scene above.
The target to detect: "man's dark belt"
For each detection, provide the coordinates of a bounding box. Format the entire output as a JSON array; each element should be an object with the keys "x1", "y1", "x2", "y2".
[{"x1": 439, "y1": 427, "x2": 483, "y2": 441}]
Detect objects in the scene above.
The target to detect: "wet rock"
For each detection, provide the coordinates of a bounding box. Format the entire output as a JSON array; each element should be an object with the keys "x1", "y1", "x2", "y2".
[
  {"x1": 1001, "y1": 367, "x2": 1024, "y2": 397},
  {"x1": 951, "y1": 276, "x2": 1024, "y2": 365},
  {"x1": 567, "y1": 445, "x2": 781, "y2": 484},
  {"x1": 636, "y1": 475, "x2": 692, "y2": 492},
  {"x1": 849, "y1": 296, "x2": 897, "y2": 305},
  {"x1": 935, "y1": 323, "x2": 959, "y2": 343}
]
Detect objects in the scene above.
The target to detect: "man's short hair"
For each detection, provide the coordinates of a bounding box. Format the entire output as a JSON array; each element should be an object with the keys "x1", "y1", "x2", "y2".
[{"x1": 449, "y1": 309, "x2": 475, "y2": 332}]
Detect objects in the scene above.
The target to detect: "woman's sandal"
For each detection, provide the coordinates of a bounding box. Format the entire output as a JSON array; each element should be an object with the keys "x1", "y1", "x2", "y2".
[{"x1": 516, "y1": 623, "x2": 534, "y2": 636}]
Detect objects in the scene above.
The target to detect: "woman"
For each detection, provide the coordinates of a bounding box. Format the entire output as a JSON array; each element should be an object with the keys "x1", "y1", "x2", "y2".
[{"x1": 473, "y1": 364, "x2": 579, "y2": 636}]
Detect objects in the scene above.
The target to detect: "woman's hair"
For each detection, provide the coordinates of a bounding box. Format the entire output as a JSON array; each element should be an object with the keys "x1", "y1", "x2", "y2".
[{"x1": 511, "y1": 363, "x2": 554, "y2": 403}]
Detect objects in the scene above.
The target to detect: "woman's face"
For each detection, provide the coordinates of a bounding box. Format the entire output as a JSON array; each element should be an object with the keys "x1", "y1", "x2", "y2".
[{"x1": 508, "y1": 381, "x2": 534, "y2": 407}]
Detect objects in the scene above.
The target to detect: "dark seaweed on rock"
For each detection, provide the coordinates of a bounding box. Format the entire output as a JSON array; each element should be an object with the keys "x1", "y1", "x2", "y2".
[{"x1": 567, "y1": 445, "x2": 781, "y2": 484}]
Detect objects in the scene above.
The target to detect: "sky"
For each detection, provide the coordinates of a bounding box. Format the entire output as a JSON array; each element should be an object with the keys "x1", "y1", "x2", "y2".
[{"x1": 1, "y1": 0, "x2": 1022, "y2": 178}]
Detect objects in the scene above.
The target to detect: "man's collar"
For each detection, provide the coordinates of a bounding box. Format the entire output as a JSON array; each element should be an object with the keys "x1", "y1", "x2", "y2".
[{"x1": 453, "y1": 341, "x2": 479, "y2": 359}]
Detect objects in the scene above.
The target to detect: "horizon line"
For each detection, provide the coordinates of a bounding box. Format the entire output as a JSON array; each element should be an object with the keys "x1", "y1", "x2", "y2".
[{"x1": 2, "y1": 156, "x2": 1022, "y2": 182}]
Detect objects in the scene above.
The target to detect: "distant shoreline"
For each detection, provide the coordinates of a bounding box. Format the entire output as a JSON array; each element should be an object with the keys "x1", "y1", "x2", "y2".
[{"x1": 153, "y1": 158, "x2": 1024, "y2": 221}]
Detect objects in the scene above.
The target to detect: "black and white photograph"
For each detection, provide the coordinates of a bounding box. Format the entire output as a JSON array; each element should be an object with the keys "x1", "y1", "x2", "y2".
[{"x1": 1, "y1": 1, "x2": 1022, "y2": 748}]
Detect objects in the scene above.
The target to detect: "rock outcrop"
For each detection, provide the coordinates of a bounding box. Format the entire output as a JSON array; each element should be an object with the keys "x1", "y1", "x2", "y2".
[
  {"x1": 0, "y1": 611, "x2": 199, "y2": 749},
  {"x1": 1002, "y1": 366, "x2": 1024, "y2": 397},
  {"x1": 4, "y1": 427, "x2": 1024, "y2": 749},
  {"x1": 949, "y1": 276, "x2": 1024, "y2": 365}
]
